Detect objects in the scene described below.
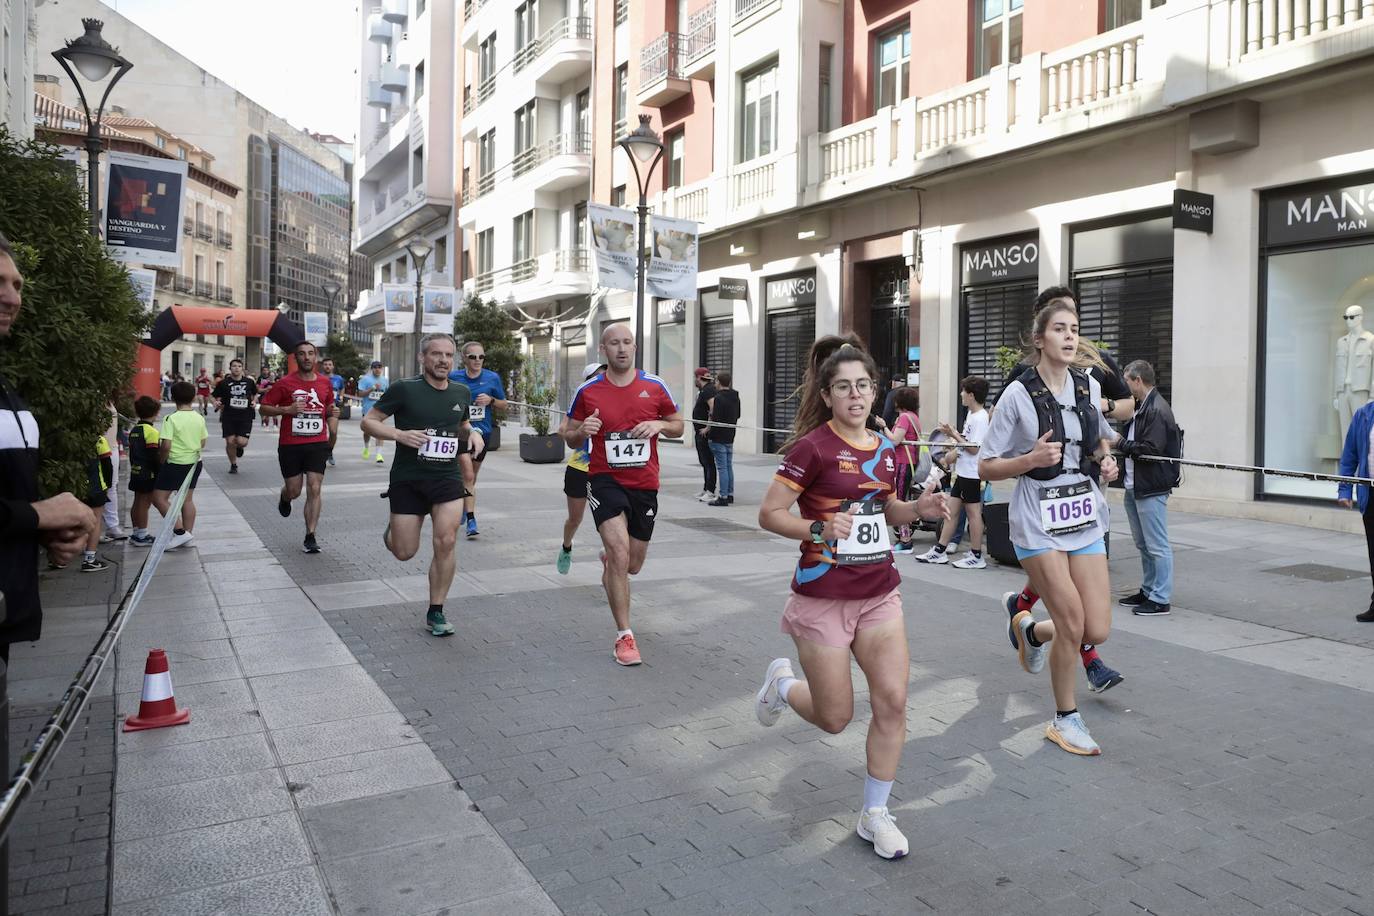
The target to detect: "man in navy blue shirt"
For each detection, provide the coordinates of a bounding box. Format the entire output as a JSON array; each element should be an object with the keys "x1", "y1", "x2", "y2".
[{"x1": 449, "y1": 340, "x2": 507, "y2": 538}]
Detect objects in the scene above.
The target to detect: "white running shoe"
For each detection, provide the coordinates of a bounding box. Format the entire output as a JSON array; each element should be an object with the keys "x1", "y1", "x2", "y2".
[
  {"x1": 857, "y1": 807, "x2": 909, "y2": 859},
  {"x1": 696, "y1": 490, "x2": 715, "y2": 502},
  {"x1": 1045, "y1": 712, "x2": 1102, "y2": 756},
  {"x1": 755, "y1": 658, "x2": 794, "y2": 727},
  {"x1": 1012, "y1": 611, "x2": 1047, "y2": 674},
  {"x1": 167, "y1": 531, "x2": 194, "y2": 550},
  {"x1": 952, "y1": 553, "x2": 986, "y2": 569},
  {"x1": 914, "y1": 546, "x2": 949, "y2": 565}
]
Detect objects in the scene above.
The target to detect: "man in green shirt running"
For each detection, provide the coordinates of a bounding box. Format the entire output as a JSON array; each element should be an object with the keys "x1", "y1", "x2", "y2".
[{"x1": 361, "y1": 333, "x2": 485, "y2": 636}]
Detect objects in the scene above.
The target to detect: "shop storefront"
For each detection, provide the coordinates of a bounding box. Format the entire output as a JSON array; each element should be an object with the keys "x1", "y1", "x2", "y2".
[
  {"x1": 764, "y1": 270, "x2": 817, "y2": 452},
  {"x1": 655, "y1": 298, "x2": 688, "y2": 411},
  {"x1": 699, "y1": 287, "x2": 734, "y2": 377},
  {"x1": 865, "y1": 259, "x2": 910, "y2": 386},
  {"x1": 557, "y1": 321, "x2": 588, "y2": 410},
  {"x1": 958, "y1": 232, "x2": 1040, "y2": 401},
  {"x1": 1070, "y1": 212, "x2": 1175, "y2": 399},
  {"x1": 1259, "y1": 172, "x2": 1374, "y2": 501}
]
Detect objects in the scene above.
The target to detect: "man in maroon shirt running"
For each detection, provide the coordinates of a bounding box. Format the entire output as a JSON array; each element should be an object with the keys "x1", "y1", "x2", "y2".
[{"x1": 259, "y1": 341, "x2": 335, "y2": 554}]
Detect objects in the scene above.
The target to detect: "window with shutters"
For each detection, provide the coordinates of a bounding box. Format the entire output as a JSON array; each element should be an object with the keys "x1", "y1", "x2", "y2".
[
  {"x1": 1073, "y1": 264, "x2": 1174, "y2": 402},
  {"x1": 765, "y1": 308, "x2": 815, "y2": 452},
  {"x1": 960, "y1": 280, "x2": 1038, "y2": 403}
]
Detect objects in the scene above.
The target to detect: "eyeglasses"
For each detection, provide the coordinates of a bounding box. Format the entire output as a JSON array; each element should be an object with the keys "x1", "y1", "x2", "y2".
[
  {"x1": 828, "y1": 379, "x2": 876, "y2": 397},
  {"x1": 1347, "y1": 315, "x2": 1361, "y2": 321},
  {"x1": 466, "y1": 354, "x2": 485, "y2": 360}
]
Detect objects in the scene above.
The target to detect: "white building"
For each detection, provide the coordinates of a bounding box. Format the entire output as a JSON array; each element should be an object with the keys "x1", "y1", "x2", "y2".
[
  {"x1": 1, "y1": 0, "x2": 40, "y2": 139},
  {"x1": 353, "y1": 0, "x2": 457, "y2": 368}
]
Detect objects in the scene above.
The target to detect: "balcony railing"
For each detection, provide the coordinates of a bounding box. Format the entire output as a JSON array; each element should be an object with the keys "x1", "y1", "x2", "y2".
[
  {"x1": 735, "y1": 0, "x2": 772, "y2": 19},
  {"x1": 512, "y1": 132, "x2": 592, "y2": 178},
  {"x1": 640, "y1": 32, "x2": 684, "y2": 87},
  {"x1": 217, "y1": 229, "x2": 233, "y2": 248},
  {"x1": 1230, "y1": 0, "x2": 1374, "y2": 60},
  {"x1": 182, "y1": 218, "x2": 193, "y2": 236},
  {"x1": 195, "y1": 221, "x2": 213, "y2": 241},
  {"x1": 173, "y1": 275, "x2": 193, "y2": 293},
  {"x1": 463, "y1": 74, "x2": 496, "y2": 115},
  {"x1": 216, "y1": 285, "x2": 234, "y2": 303},
  {"x1": 685, "y1": 6, "x2": 716, "y2": 61},
  {"x1": 614, "y1": 0, "x2": 628, "y2": 26},
  {"x1": 513, "y1": 17, "x2": 592, "y2": 74},
  {"x1": 733, "y1": 158, "x2": 775, "y2": 206},
  {"x1": 463, "y1": 0, "x2": 489, "y2": 19},
  {"x1": 472, "y1": 247, "x2": 590, "y2": 294},
  {"x1": 195, "y1": 280, "x2": 213, "y2": 298},
  {"x1": 1040, "y1": 22, "x2": 1145, "y2": 119}
]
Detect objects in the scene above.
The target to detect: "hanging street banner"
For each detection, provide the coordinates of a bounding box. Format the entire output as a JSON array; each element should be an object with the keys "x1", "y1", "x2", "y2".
[
  {"x1": 588, "y1": 203, "x2": 638, "y2": 292},
  {"x1": 648, "y1": 214, "x2": 699, "y2": 301},
  {"x1": 422, "y1": 287, "x2": 456, "y2": 334},
  {"x1": 125, "y1": 268, "x2": 157, "y2": 316},
  {"x1": 103, "y1": 151, "x2": 187, "y2": 269},
  {"x1": 303, "y1": 311, "x2": 329, "y2": 346},
  {"x1": 382, "y1": 284, "x2": 416, "y2": 333}
]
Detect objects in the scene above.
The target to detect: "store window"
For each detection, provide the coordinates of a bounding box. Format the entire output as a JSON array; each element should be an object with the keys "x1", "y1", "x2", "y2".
[
  {"x1": 700, "y1": 288, "x2": 734, "y2": 376},
  {"x1": 976, "y1": 0, "x2": 1023, "y2": 77},
  {"x1": 764, "y1": 271, "x2": 817, "y2": 451},
  {"x1": 1107, "y1": 0, "x2": 1166, "y2": 29},
  {"x1": 959, "y1": 233, "x2": 1040, "y2": 403},
  {"x1": 740, "y1": 61, "x2": 779, "y2": 163},
  {"x1": 873, "y1": 25, "x2": 910, "y2": 111},
  {"x1": 1260, "y1": 174, "x2": 1374, "y2": 500},
  {"x1": 656, "y1": 299, "x2": 687, "y2": 411}
]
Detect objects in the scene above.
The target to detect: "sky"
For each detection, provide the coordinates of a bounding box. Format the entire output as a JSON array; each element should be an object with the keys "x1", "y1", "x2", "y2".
[{"x1": 103, "y1": 0, "x2": 358, "y2": 141}]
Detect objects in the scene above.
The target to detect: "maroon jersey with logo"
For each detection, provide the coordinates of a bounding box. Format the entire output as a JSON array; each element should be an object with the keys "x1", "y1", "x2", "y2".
[
  {"x1": 567, "y1": 370, "x2": 679, "y2": 491},
  {"x1": 773, "y1": 422, "x2": 901, "y2": 600},
  {"x1": 260, "y1": 373, "x2": 334, "y2": 446}
]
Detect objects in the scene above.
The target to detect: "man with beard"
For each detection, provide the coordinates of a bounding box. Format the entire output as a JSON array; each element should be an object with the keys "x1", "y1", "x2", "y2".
[{"x1": 259, "y1": 341, "x2": 335, "y2": 553}]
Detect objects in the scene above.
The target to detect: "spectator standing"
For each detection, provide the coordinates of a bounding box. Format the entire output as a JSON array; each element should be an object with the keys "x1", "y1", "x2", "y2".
[
  {"x1": 1339, "y1": 399, "x2": 1374, "y2": 622},
  {"x1": 917, "y1": 376, "x2": 991, "y2": 569},
  {"x1": 886, "y1": 387, "x2": 922, "y2": 552},
  {"x1": 1115, "y1": 360, "x2": 1180, "y2": 616},
  {"x1": 880, "y1": 377, "x2": 903, "y2": 429},
  {"x1": 152, "y1": 381, "x2": 207, "y2": 551},
  {"x1": 691, "y1": 367, "x2": 717, "y2": 500},
  {"x1": 99, "y1": 403, "x2": 127, "y2": 541},
  {"x1": 160, "y1": 371, "x2": 174, "y2": 401},
  {"x1": 707, "y1": 371, "x2": 740, "y2": 507}
]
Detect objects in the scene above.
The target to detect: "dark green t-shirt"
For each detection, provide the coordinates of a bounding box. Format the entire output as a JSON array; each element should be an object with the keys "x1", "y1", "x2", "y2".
[{"x1": 371, "y1": 376, "x2": 473, "y2": 481}]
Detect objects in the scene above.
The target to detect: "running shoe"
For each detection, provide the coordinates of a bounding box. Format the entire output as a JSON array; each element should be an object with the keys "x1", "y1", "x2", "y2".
[
  {"x1": 278, "y1": 495, "x2": 292, "y2": 518},
  {"x1": 46, "y1": 559, "x2": 67, "y2": 570},
  {"x1": 556, "y1": 547, "x2": 572, "y2": 575},
  {"x1": 375, "y1": 453, "x2": 385, "y2": 465},
  {"x1": 1002, "y1": 591, "x2": 1020, "y2": 648},
  {"x1": 130, "y1": 533, "x2": 156, "y2": 548},
  {"x1": 81, "y1": 557, "x2": 109, "y2": 573},
  {"x1": 952, "y1": 553, "x2": 986, "y2": 569},
  {"x1": 857, "y1": 807, "x2": 909, "y2": 860},
  {"x1": 228, "y1": 465, "x2": 238, "y2": 474},
  {"x1": 1132, "y1": 600, "x2": 1171, "y2": 616},
  {"x1": 237, "y1": 445, "x2": 245, "y2": 458},
  {"x1": 914, "y1": 546, "x2": 948, "y2": 564},
  {"x1": 427, "y1": 609, "x2": 455, "y2": 637},
  {"x1": 1358, "y1": 606, "x2": 1374, "y2": 623},
  {"x1": 708, "y1": 497, "x2": 730, "y2": 507},
  {"x1": 1085, "y1": 659, "x2": 1125, "y2": 693},
  {"x1": 99, "y1": 529, "x2": 128, "y2": 543},
  {"x1": 167, "y1": 531, "x2": 194, "y2": 550},
  {"x1": 695, "y1": 490, "x2": 713, "y2": 502},
  {"x1": 1045, "y1": 712, "x2": 1101, "y2": 756},
  {"x1": 362, "y1": 448, "x2": 371, "y2": 460},
  {"x1": 892, "y1": 542, "x2": 915, "y2": 555},
  {"x1": 613, "y1": 633, "x2": 642, "y2": 666},
  {"x1": 755, "y1": 657, "x2": 794, "y2": 727},
  {"x1": 1117, "y1": 589, "x2": 1147, "y2": 607},
  {"x1": 1011, "y1": 611, "x2": 1047, "y2": 674},
  {"x1": 466, "y1": 516, "x2": 479, "y2": 540},
  {"x1": 302, "y1": 533, "x2": 321, "y2": 554},
  {"x1": 328, "y1": 454, "x2": 336, "y2": 467}
]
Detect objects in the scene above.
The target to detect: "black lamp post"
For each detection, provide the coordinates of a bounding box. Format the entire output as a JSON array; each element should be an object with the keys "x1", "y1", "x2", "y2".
[
  {"x1": 321, "y1": 279, "x2": 342, "y2": 338},
  {"x1": 52, "y1": 19, "x2": 133, "y2": 237},
  {"x1": 617, "y1": 114, "x2": 663, "y2": 370},
  {"x1": 405, "y1": 236, "x2": 433, "y2": 367}
]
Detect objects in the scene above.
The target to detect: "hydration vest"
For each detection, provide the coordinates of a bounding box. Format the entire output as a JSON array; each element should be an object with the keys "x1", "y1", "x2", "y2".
[{"x1": 1017, "y1": 366, "x2": 1099, "y2": 482}]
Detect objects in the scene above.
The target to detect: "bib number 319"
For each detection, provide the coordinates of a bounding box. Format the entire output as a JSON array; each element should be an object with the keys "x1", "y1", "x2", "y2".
[
  {"x1": 834, "y1": 500, "x2": 892, "y2": 566},
  {"x1": 292, "y1": 414, "x2": 324, "y2": 436},
  {"x1": 605, "y1": 431, "x2": 649, "y2": 469}
]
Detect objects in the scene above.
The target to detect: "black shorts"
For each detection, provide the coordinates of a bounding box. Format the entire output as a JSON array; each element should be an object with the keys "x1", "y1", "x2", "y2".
[
  {"x1": 278, "y1": 442, "x2": 331, "y2": 479},
  {"x1": 950, "y1": 474, "x2": 982, "y2": 503},
  {"x1": 470, "y1": 439, "x2": 488, "y2": 464},
  {"x1": 563, "y1": 465, "x2": 588, "y2": 499},
  {"x1": 221, "y1": 415, "x2": 254, "y2": 439},
  {"x1": 129, "y1": 477, "x2": 157, "y2": 495},
  {"x1": 154, "y1": 461, "x2": 202, "y2": 492},
  {"x1": 388, "y1": 478, "x2": 467, "y2": 516},
  {"x1": 587, "y1": 474, "x2": 658, "y2": 542}
]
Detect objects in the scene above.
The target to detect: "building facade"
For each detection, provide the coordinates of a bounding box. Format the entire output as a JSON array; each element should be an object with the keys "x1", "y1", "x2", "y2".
[{"x1": 1, "y1": 0, "x2": 39, "y2": 139}]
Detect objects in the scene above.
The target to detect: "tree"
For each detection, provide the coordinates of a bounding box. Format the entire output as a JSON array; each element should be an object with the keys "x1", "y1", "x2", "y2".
[
  {"x1": 325, "y1": 332, "x2": 367, "y2": 381},
  {"x1": 454, "y1": 294, "x2": 522, "y2": 389},
  {"x1": 0, "y1": 128, "x2": 151, "y2": 495}
]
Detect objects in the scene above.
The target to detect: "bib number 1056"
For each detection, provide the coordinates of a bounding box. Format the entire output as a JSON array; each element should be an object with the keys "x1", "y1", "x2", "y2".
[
  {"x1": 834, "y1": 500, "x2": 892, "y2": 565},
  {"x1": 1038, "y1": 481, "x2": 1097, "y2": 535},
  {"x1": 605, "y1": 432, "x2": 649, "y2": 469}
]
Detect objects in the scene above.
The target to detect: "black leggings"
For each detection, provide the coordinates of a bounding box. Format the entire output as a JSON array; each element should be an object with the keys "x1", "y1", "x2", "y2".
[
  {"x1": 1364, "y1": 502, "x2": 1374, "y2": 604},
  {"x1": 695, "y1": 432, "x2": 716, "y2": 492}
]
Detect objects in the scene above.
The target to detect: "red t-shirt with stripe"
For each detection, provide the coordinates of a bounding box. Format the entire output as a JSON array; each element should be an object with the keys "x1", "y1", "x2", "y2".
[
  {"x1": 259, "y1": 373, "x2": 334, "y2": 446},
  {"x1": 568, "y1": 370, "x2": 679, "y2": 491}
]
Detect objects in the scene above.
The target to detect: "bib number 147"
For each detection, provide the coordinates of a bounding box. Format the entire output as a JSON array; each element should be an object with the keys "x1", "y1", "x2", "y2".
[{"x1": 605, "y1": 432, "x2": 648, "y2": 469}]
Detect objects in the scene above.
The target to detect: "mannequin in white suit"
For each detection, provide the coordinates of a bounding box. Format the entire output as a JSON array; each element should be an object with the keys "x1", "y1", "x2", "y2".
[{"x1": 1334, "y1": 305, "x2": 1374, "y2": 442}]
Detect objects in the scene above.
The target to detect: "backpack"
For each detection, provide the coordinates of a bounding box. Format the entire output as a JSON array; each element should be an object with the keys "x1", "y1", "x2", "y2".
[{"x1": 1017, "y1": 366, "x2": 1099, "y2": 482}]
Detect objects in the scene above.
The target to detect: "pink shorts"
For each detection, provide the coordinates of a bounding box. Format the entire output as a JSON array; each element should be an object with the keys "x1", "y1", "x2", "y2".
[{"x1": 780, "y1": 587, "x2": 904, "y2": 649}]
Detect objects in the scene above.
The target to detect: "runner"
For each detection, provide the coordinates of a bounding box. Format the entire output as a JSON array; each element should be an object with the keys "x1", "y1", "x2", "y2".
[
  {"x1": 258, "y1": 371, "x2": 277, "y2": 429},
  {"x1": 556, "y1": 363, "x2": 604, "y2": 575},
  {"x1": 449, "y1": 340, "x2": 508, "y2": 539},
  {"x1": 211, "y1": 358, "x2": 257, "y2": 474},
  {"x1": 259, "y1": 341, "x2": 335, "y2": 554},
  {"x1": 194, "y1": 368, "x2": 212, "y2": 416},
  {"x1": 127, "y1": 396, "x2": 162, "y2": 547},
  {"x1": 562, "y1": 324, "x2": 683, "y2": 666},
  {"x1": 321, "y1": 357, "x2": 344, "y2": 467},
  {"x1": 978, "y1": 298, "x2": 1119, "y2": 756},
  {"x1": 358, "y1": 360, "x2": 389, "y2": 464},
  {"x1": 361, "y1": 333, "x2": 484, "y2": 637},
  {"x1": 753, "y1": 345, "x2": 947, "y2": 860},
  {"x1": 996, "y1": 285, "x2": 1132, "y2": 694}
]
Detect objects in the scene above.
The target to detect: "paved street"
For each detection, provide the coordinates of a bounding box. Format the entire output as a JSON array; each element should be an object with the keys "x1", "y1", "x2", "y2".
[{"x1": 10, "y1": 413, "x2": 1374, "y2": 915}]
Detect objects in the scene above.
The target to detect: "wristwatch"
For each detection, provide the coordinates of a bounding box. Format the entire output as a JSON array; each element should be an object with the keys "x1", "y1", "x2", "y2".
[
  {"x1": 809, "y1": 521, "x2": 826, "y2": 544},
  {"x1": 1106, "y1": 399, "x2": 1116, "y2": 414}
]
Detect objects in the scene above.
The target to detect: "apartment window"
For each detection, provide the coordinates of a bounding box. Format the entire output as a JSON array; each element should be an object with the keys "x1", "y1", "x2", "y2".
[
  {"x1": 414, "y1": 61, "x2": 425, "y2": 100},
  {"x1": 195, "y1": 202, "x2": 205, "y2": 225},
  {"x1": 874, "y1": 25, "x2": 910, "y2": 110},
  {"x1": 514, "y1": 211, "x2": 535, "y2": 263},
  {"x1": 178, "y1": 147, "x2": 186, "y2": 160},
  {"x1": 381, "y1": 263, "x2": 392, "y2": 283},
  {"x1": 576, "y1": 90, "x2": 591, "y2": 139},
  {"x1": 478, "y1": 35, "x2": 497, "y2": 82},
  {"x1": 479, "y1": 129, "x2": 497, "y2": 177},
  {"x1": 155, "y1": 134, "x2": 166, "y2": 150},
  {"x1": 574, "y1": 202, "x2": 588, "y2": 248},
  {"x1": 515, "y1": 1, "x2": 538, "y2": 51},
  {"x1": 614, "y1": 0, "x2": 628, "y2": 26},
  {"x1": 739, "y1": 61, "x2": 779, "y2": 163},
  {"x1": 215, "y1": 211, "x2": 225, "y2": 234},
  {"x1": 1106, "y1": 0, "x2": 1165, "y2": 28},
  {"x1": 412, "y1": 144, "x2": 424, "y2": 188},
  {"x1": 477, "y1": 228, "x2": 495, "y2": 275},
  {"x1": 666, "y1": 130, "x2": 685, "y2": 188},
  {"x1": 818, "y1": 43, "x2": 833, "y2": 132},
  {"x1": 215, "y1": 261, "x2": 225, "y2": 286},
  {"x1": 976, "y1": 0, "x2": 1023, "y2": 76},
  {"x1": 514, "y1": 100, "x2": 536, "y2": 155},
  {"x1": 434, "y1": 236, "x2": 447, "y2": 273},
  {"x1": 613, "y1": 64, "x2": 628, "y2": 138},
  {"x1": 417, "y1": 0, "x2": 426, "y2": 14},
  {"x1": 194, "y1": 255, "x2": 204, "y2": 284},
  {"x1": 612, "y1": 186, "x2": 626, "y2": 207}
]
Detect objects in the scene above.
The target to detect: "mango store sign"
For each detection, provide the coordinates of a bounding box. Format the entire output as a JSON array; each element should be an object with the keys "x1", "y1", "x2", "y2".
[{"x1": 960, "y1": 235, "x2": 1038, "y2": 286}]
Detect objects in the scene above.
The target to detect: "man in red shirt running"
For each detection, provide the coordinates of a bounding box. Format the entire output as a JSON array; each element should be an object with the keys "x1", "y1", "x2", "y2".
[
  {"x1": 194, "y1": 369, "x2": 212, "y2": 416},
  {"x1": 563, "y1": 323, "x2": 684, "y2": 666},
  {"x1": 259, "y1": 341, "x2": 335, "y2": 554}
]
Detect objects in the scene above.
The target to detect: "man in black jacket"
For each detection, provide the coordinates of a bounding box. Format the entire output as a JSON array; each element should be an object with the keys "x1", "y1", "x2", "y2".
[
  {"x1": 0, "y1": 232, "x2": 93, "y2": 661},
  {"x1": 1116, "y1": 360, "x2": 1181, "y2": 617},
  {"x1": 691, "y1": 368, "x2": 716, "y2": 500}
]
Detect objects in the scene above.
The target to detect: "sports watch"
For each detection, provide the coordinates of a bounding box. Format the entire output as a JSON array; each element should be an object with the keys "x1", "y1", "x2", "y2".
[{"x1": 809, "y1": 520, "x2": 826, "y2": 544}]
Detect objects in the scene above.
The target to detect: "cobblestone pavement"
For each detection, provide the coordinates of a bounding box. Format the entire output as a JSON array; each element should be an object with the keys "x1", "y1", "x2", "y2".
[{"x1": 212, "y1": 419, "x2": 1374, "y2": 916}]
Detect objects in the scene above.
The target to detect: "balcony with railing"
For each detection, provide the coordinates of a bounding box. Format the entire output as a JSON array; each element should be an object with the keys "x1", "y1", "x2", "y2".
[
  {"x1": 462, "y1": 133, "x2": 592, "y2": 218},
  {"x1": 195, "y1": 221, "x2": 213, "y2": 242},
  {"x1": 683, "y1": 6, "x2": 717, "y2": 79},
  {"x1": 217, "y1": 229, "x2": 233, "y2": 248},
  {"x1": 182, "y1": 218, "x2": 193, "y2": 236},
  {"x1": 638, "y1": 32, "x2": 690, "y2": 107},
  {"x1": 194, "y1": 280, "x2": 213, "y2": 298},
  {"x1": 379, "y1": 61, "x2": 409, "y2": 93},
  {"x1": 216, "y1": 285, "x2": 234, "y2": 303},
  {"x1": 366, "y1": 80, "x2": 393, "y2": 109},
  {"x1": 381, "y1": 0, "x2": 407, "y2": 24},
  {"x1": 367, "y1": 11, "x2": 392, "y2": 43},
  {"x1": 173, "y1": 274, "x2": 193, "y2": 294},
  {"x1": 356, "y1": 181, "x2": 452, "y2": 257},
  {"x1": 462, "y1": 74, "x2": 496, "y2": 117},
  {"x1": 466, "y1": 248, "x2": 591, "y2": 305},
  {"x1": 735, "y1": 0, "x2": 776, "y2": 23},
  {"x1": 512, "y1": 17, "x2": 593, "y2": 84}
]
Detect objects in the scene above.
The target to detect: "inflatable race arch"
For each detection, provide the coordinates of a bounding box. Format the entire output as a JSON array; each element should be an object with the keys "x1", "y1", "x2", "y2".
[{"x1": 134, "y1": 306, "x2": 306, "y2": 400}]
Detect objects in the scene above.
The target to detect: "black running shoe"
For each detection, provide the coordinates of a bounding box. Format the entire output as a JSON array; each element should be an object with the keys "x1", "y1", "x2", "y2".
[
  {"x1": 228, "y1": 464, "x2": 238, "y2": 474},
  {"x1": 237, "y1": 445, "x2": 245, "y2": 458},
  {"x1": 278, "y1": 496, "x2": 291, "y2": 518},
  {"x1": 1118, "y1": 590, "x2": 1147, "y2": 607},
  {"x1": 1132, "y1": 599, "x2": 1171, "y2": 616},
  {"x1": 1358, "y1": 606, "x2": 1374, "y2": 623},
  {"x1": 302, "y1": 532, "x2": 320, "y2": 554}
]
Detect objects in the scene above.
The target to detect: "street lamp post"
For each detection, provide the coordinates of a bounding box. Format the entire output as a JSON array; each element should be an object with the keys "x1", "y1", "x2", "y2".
[
  {"x1": 52, "y1": 19, "x2": 133, "y2": 237},
  {"x1": 321, "y1": 279, "x2": 342, "y2": 339},
  {"x1": 405, "y1": 236, "x2": 433, "y2": 368},
  {"x1": 617, "y1": 114, "x2": 664, "y2": 370}
]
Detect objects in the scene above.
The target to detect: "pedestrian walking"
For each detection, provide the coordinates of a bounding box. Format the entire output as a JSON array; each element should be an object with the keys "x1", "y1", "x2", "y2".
[
  {"x1": 880, "y1": 376, "x2": 903, "y2": 429},
  {"x1": 707, "y1": 370, "x2": 740, "y2": 507},
  {"x1": 127, "y1": 396, "x2": 161, "y2": 547},
  {"x1": 99, "y1": 402, "x2": 127, "y2": 541},
  {"x1": 556, "y1": 363, "x2": 605, "y2": 575},
  {"x1": 917, "y1": 376, "x2": 990, "y2": 568},
  {"x1": 691, "y1": 367, "x2": 717, "y2": 501},
  {"x1": 1336, "y1": 400, "x2": 1374, "y2": 622},
  {"x1": 1116, "y1": 360, "x2": 1180, "y2": 617}
]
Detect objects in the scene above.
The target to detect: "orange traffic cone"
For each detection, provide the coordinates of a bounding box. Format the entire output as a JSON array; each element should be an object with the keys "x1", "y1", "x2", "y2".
[{"x1": 123, "y1": 649, "x2": 191, "y2": 732}]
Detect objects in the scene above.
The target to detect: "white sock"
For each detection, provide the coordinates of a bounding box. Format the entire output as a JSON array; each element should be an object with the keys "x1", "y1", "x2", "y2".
[
  {"x1": 133, "y1": 528, "x2": 147, "y2": 538},
  {"x1": 777, "y1": 676, "x2": 798, "y2": 704},
  {"x1": 82, "y1": 550, "x2": 95, "y2": 563},
  {"x1": 616, "y1": 628, "x2": 633, "y2": 640},
  {"x1": 863, "y1": 774, "x2": 894, "y2": 812}
]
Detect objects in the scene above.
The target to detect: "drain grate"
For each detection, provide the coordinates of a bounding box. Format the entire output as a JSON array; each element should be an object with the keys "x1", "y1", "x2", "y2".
[
  {"x1": 1262, "y1": 563, "x2": 1367, "y2": 583},
  {"x1": 667, "y1": 516, "x2": 758, "y2": 534}
]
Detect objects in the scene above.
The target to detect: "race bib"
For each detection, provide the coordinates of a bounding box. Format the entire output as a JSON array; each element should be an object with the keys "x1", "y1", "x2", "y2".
[
  {"x1": 367, "y1": 388, "x2": 382, "y2": 400},
  {"x1": 605, "y1": 431, "x2": 649, "y2": 469},
  {"x1": 469, "y1": 404, "x2": 486, "y2": 421},
  {"x1": 1038, "y1": 481, "x2": 1097, "y2": 535},
  {"x1": 834, "y1": 500, "x2": 892, "y2": 566},
  {"x1": 418, "y1": 430, "x2": 460, "y2": 461},
  {"x1": 229, "y1": 396, "x2": 249, "y2": 410},
  {"x1": 292, "y1": 413, "x2": 324, "y2": 436}
]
